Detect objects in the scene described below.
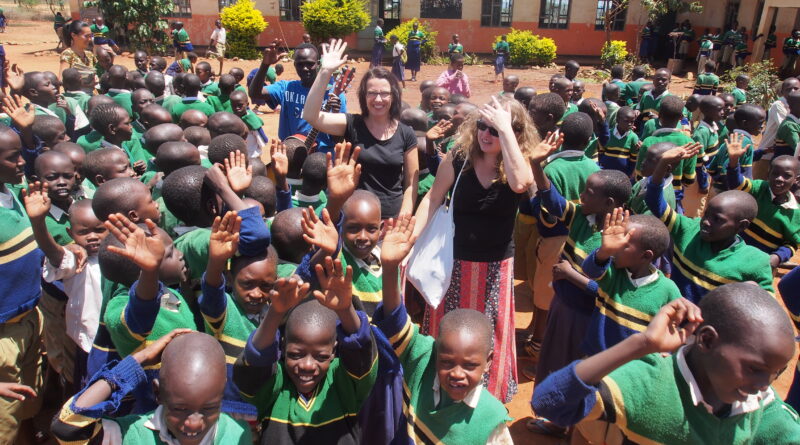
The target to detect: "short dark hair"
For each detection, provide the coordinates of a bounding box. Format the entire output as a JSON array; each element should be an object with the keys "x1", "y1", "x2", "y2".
[
  {"x1": 560, "y1": 112, "x2": 594, "y2": 149},
  {"x1": 195, "y1": 61, "x2": 212, "y2": 72},
  {"x1": 358, "y1": 67, "x2": 402, "y2": 120},
  {"x1": 658, "y1": 95, "x2": 685, "y2": 121},
  {"x1": 82, "y1": 148, "x2": 127, "y2": 185},
  {"x1": 400, "y1": 108, "x2": 428, "y2": 132},
  {"x1": 92, "y1": 177, "x2": 148, "y2": 221},
  {"x1": 628, "y1": 214, "x2": 670, "y2": 258},
  {"x1": 699, "y1": 95, "x2": 724, "y2": 115},
  {"x1": 244, "y1": 176, "x2": 277, "y2": 217},
  {"x1": 161, "y1": 165, "x2": 215, "y2": 227},
  {"x1": 99, "y1": 223, "x2": 151, "y2": 286},
  {"x1": 31, "y1": 115, "x2": 65, "y2": 144},
  {"x1": 449, "y1": 53, "x2": 465, "y2": 64},
  {"x1": 735, "y1": 74, "x2": 750, "y2": 83},
  {"x1": 285, "y1": 299, "x2": 337, "y2": 344},
  {"x1": 610, "y1": 65, "x2": 624, "y2": 79},
  {"x1": 184, "y1": 126, "x2": 211, "y2": 147},
  {"x1": 282, "y1": 137, "x2": 308, "y2": 179},
  {"x1": 182, "y1": 73, "x2": 202, "y2": 96},
  {"x1": 529, "y1": 93, "x2": 566, "y2": 123},
  {"x1": 270, "y1": 208, "x2": 308, "y2": 263},
  {"x1": 143, "y1": 123, "x2": 184, "y2": 154},
  {"x1": 593, "y1": 169, "x2": 632, "y2": 205},
  {"x1": 61, "y1": 68, "x2": 82, "y2": 91},
  {"x1": 208, "y1": 134, "x2": 247, "y2": 165},
  {"x1": 207, "y1": 112, "x2": 247, "y2": 139},
  {"x1": 734, "y1": 104, "x2": 765, "y2": 126},
  {"x1": 513, "y1": 87, "x2": 537, "y2": 108},
  {"x1": 300, "y1": 152, "x2": 327, "y2": 192},
  {"x1": 87, "y1": 94, "x2": 116, "y2": 116},
  {"x1": 90, "y1": 103, "x2": 127, "y2": 136},
  {"x1": 438, "y1": 309, "x2": 493, "y2": 356},
  {"x1": 602, "y1": 82, "x2": 620, "y2": 99},
  {"x1": 449, "y1": 93, "x2": 468, "y2": 105},
  {"x1": 631, "y1": 65, "x2": 647, "y2": 79},
  {"x1": 155, "y1": 141, "x2": 200, "y2": 176}
]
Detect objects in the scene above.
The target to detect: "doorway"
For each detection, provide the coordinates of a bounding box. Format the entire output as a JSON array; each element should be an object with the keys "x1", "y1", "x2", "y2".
[{"x1": 380, "y1": 0, "x2": 401, "y2": 32}]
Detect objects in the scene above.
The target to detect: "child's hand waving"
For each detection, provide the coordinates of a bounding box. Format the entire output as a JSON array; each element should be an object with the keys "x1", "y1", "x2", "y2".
[
  {"x1": 320, "y1": 38, "x2": 348, "y2": 72},
  {"x1": 1, "y1": 94, "x2": 34, "y2": 130},
  {"x1": 301, "y1": 207, "x2": 339, "y2": 255},
  {"x1": 598, "y1": 208, "x2": 633, "y2": 261},
  {"x1": 313, "y1": 256, "x2": 354, "y2": 312},
  {"x1": 380, "y1": 214, "x2": 417, "y2": 267},
  {"x1": 131, "y1": 328, "x2": 193, "y2": 368},
  {"x1": 224, "y1": 151, "x2": 253, "y2": 194},
  {"x1": 104, "y1": 214, "x2": 164, "y2": 272},
  {"x1": 725, "y1": 132, "x2": 751, "y2": 165},
  {"x1": 530, "y1": 131, "x2": 564, "y2": 163},
  {"x1": 208, "y1": 211, "x2": 241, "y2": 263},
  {"x1": 326, "y1": 141, "x2": 361, "y2": 205},
  {"x1": 426, "y1": 120, "x2": 452, "y2": 142},
  {"x1": 21, "y1": 181, "x2": 51, "y2": 221},
  {"x1": 642, "y1": 298, "x2": 703, "y2": 354},
  {"x1": 269, "y1": 139, "x2": 289, "y2": 188},
  {"x1": 269, "y1": 277, "x2": 310, "y2": 315}
]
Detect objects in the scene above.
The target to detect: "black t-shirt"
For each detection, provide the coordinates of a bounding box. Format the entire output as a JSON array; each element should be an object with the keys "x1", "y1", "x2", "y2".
[
  {"x1": 450, "y1": 155, "x2": 522, "y2": 262},
  {"x1": 345, "y1": 113, "x2": 417, "y2": 218}
]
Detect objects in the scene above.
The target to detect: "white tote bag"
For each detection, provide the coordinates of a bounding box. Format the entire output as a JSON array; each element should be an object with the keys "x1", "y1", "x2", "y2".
[{"x1": 406, "y1": 162, "x2": 466, "y2": 308}]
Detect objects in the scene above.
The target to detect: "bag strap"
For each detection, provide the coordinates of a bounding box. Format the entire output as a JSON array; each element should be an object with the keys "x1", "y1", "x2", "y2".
[{"x1": 446, "y1": 157, "x2": 467, "y2": 213}]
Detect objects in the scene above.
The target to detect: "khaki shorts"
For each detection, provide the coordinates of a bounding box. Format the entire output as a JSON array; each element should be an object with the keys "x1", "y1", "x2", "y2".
[
  {"x1": 0, "y1": 308, "x2": 44, "y2": 443},
  {"x1": 513, "y1": 214, "x2": 539, "y2": 283},
  {"x1": 533, "y1": 235, "x2": 567, "y2": 310},
  {"x1": 209, "y1": 42, "x2": 226, "y2": 58},
  {"x1": 39, "y1": 290, "x2": 76, "y2": 383}
]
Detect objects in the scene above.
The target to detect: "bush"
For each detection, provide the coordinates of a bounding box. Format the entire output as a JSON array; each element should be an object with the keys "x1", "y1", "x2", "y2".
[
  {"x1": 221, "y1": 0, "x2": 268, "y2": 60},
  {"x1": 385, "y1": 19, "x2": 438, "y2": 62},
  {"x1": 84, "y1": 0, "x2": 173, "y2": 53},
  {"x1": 601, "y1": 40, "x2": 628, "y2": 68},
  {"x1": 494, "y1": 29, "x2": 557, "y2": 67},
  {"x1": 721, "y1": 60, "x2": 779, "y2": 111},
  {"x1": 301, "y1": 0, "x2": 370, "y2": 42}
]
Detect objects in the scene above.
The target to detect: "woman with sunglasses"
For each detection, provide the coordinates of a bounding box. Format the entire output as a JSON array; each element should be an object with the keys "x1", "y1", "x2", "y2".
[
  {"x1": 413, "y1": 95, "x2": 537, "y2": 403},
  {"x1": 303, "y1": 39, "x2": 418, "y2": 219}
]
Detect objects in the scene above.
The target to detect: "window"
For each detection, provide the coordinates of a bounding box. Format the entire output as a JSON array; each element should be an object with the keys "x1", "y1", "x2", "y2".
[
  {"x1": 539, "y1": 0, "x2": 570, "y2": 29},
  {"x1": 481, "y1": 0, "x2": 512, "y2": 27},
  {"x1": 219, "y1": 0, "x2": 236, "y2": 10},
  {"x1": 382, "y1": 0, "x2": 400, "y2": 20},
  {"x1": 421, "y1": 0, "x2": 462, "y2": 19},
  {"x1": 280, "y1": 0, "x2": 302, "y2": 21},
  {"x1": 595, "y1": 0, "x2": 627, "y2": 31},
  {"x1": 168, "y1": 0, "x2": 192, "y2": 18}
]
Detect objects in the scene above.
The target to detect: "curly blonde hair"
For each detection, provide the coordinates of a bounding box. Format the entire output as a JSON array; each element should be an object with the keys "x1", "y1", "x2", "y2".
[{"x1": 453, "y1": 96, "x2": 539, "y2": 184}]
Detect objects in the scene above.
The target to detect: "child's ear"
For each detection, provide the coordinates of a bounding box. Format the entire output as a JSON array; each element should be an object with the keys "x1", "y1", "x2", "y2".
[
  {"x1": 204, "y1": 195, "x2": 219, "y2": 218},
  {"x1": 695, "y1": 325, "x2": 718, "y2": 351},
  {"x1": 127, "y1": 209, "x2": 139, "y2": 222},
  {"x1": 642, "y1": 249, "x2": 655, "y2": 263},
  {"x1": 737, "y1": 219, "x2": 751, "y2": 232},
  {"x1": 484, "y1": 351, "x2": 493, "y2": 374},
  {"x1": 94, "y1": 175, "x2": 106, "y2": 186},
  {"x1": 152, "y1": 379, "x2": 161, "y2": 404}
]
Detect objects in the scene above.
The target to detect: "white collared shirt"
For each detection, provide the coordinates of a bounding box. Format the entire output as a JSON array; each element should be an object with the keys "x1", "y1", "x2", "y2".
[
  {"x1": 770, "y1": 189, "x2": 800, "y2": 210},
  {"x1": 42, "y1": 251, "x2": 102, "y2": 352},
  {"x1": 612, "y1": 127, "x2": 629, "y2": 139},
  {"x1": 759, "y1": 97, "x2": 788, "y2": 153},
  {"x1": 0, "y1": 187, "x2": 14, "y2": 209},
  {"x1": 431, "y1": 376, "x2": 513, "y2": 445},
  {"x1": 625, "y1": 266, "x2": 659, "y2": 288},
  {"x1": 342, "y1": 244, "x2": 382, "y2": 276},
  {"x1": 676, "y1": 346, "x2": 774, "y2": 416},
  {"x1": 245, "y1": 130, "x2": 267, "y2": 158},
  {"x1": 49, "y1": 203, "x2": 68, "y2": 222}
]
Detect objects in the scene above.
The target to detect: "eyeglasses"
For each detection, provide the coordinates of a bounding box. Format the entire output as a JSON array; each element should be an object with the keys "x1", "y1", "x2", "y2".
[
  {"x1": 366, "y1": 91, "x2": 392, "y2": 99},
  {"x1": 476, "y1": 120, "x2": 499, "y2": 137}
]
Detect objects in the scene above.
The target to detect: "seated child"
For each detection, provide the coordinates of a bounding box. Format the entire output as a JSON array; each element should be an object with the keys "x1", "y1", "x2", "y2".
[
  {"x1": 372, "y1": 214, "x2": 513, "y2": 444},
  {"x1": 693, "y1": 60, "x2": 720, "y2": 96},
  {"x1": 533, "y1": 284, "x2": 800, "y2": 444},
  {"x1": 513, "y1": 86, "x2": 537, "y2": 109},
  {"x1": 89, "y1": 103, "x2": 149, "y2": 175},
  {"x1": 137, "y1": 104, "x2": 173, "y2": 134},
  {"x1": 644, "y1": 142, "x2": 774, "y2": 303},
  {"x1": 707, "y1": 104, "x2": 765, "y2": 194},
  {"x1": 31, "y1": 115, "x2": 69, "y2": 150},
  {"x1": 52, "y1": 330, "x2": 253, "y2": 444},
  {"x1": 771, "y1": 90, "x2": 800, "y2": 158},
  {"x1": 725, "y1": 135, "x2": 800, "y2": 268},
  {"x1": 21, "y1": 71, "x2": 74, "y2": 126},
  {"x1": 599, "y1": 106, "x2": 639, "y2": 176},
  {"x1": 170, "y1": 74, "x2": 214, "y2": 122},
  {"x1": 580, "y1": 209, "x2": 680, "y2": 355},
  {"x1": 731, "y1": 74, "x2": 749, "y2": 105},
  {"x1": 500, "y1": 74, "x2": 519, "y2": 96},
  {"x1": 196, "y1": 61, "x2": 220, "y2": 97},
  {"x1": 230, "y1": 90, "x2": 268, "y2": 158},
  {"x1": 207, "y1": 73, "x2": 236, "y2": 113},
  {"x1": 435, "y1": 53, "x2": 470, "y2": 98},
  {"x1": 628, "y1": 142, "x2": 678, "y2": 215},
  {"x1": 81, "y1": 148, "x2": 135, "y2": 195},
  {"x1": 292, "y1": 152, "x2": 328, "y2": 213},
  {"x1": 232, "y1": 264, "x2": 377, "y2": 443}
]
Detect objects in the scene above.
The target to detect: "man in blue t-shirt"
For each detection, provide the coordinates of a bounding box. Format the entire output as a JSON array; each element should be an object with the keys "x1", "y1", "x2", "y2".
[{"x1": 248, "y1": 41, "x2": 346, "y2": 152}]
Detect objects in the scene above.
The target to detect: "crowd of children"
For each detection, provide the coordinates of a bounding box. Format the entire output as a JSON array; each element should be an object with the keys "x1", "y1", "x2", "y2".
[{"x1": 0, "y1": 16, "x2": 799, "y2": 445}]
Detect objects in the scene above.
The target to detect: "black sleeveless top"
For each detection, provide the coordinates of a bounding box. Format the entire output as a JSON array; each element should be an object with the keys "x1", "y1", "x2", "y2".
[{"x1": 450, "y1": 155, "x2": 522, "y2": 262}]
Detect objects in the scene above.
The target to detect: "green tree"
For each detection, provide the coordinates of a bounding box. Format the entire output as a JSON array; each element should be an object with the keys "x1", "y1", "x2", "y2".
[
  {"x1": 385, "y1": 19, "x2": 438, "y2": 62},
  {"x1": 221, "y1": 0, "x2": 268, "y2": 60},
  {"x1": 84, "y1": 0, "x2": 173, "y2": 53},
  {"x1": 640, "y1": 0, "x2": 703, "y2": 21},
  {"x1": 301, "y1": 0, "x2": 369, "y2": 43}
]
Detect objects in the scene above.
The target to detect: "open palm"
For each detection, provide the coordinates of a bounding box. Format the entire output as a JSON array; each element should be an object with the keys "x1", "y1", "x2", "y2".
[
  {"x1": 301, "y1": 208, "x2": 339, "y2": 255},
  {"x1": 600, "y1": 208, "x2": 632, "y2": 256},
  {"x1": 209, "y1": 211, "x2": 241, "y2": 262},
  {"x1": 381, "y1": 214, "x2": 417, "y2": 266},
  {"x1": 224, "y1": 151, "x2": 253, "y2": 193},
  {"x1": 327, "y1": 142, "x2": 361, "y2": 202},
  {"x1": 320, "y1": 38, "x2": 348, "y2": 71},
  {"x1": 104, "y1": 215, "x2": 164, "y2": 272},
  {"x1": 21, "y1": 182, "x2": 51, "y2": 220},
  {"x1": 269, "y1": 278, "x2": 310, "y2": 314},
  {"x1": 313, "y1": 257, "x2": 353, "y2": 311}
]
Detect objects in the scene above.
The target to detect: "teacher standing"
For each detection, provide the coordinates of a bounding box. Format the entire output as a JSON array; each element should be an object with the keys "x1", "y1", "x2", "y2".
[
  {"x1": 406, "y1": 22, "x2": 425, "y2": 82},
  {"x1": 303, "y1": 39, "x2": 419, "y2": 219}
]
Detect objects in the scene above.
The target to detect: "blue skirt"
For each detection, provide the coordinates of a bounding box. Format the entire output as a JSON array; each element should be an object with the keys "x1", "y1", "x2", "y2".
[
  {"x1": 371, "y1": 43, "x2": 384, "y2": 66},
  {"x1": 392, "y1": 57, "x2": 405, "y2": 81},
  {"x1": 407, "y1": 40, "x2": 421, "y2": 71},
  {"x1": 495, "y1": 54, "x2": 505, "y2": 74}
]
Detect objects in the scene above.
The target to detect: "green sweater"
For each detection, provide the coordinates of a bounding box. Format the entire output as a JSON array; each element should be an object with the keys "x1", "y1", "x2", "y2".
[
  {"x1": 173, "y1": 227, "x2": 211, "y2": 281},
  {"x1": 339, "y1": 246, "x2": 382, "y2": 317},
  {"x1": 628, "y1": 175, "x2": 675, "y2": 215},
  {"x1": 637, "y1": 90, "x2": 672, "y2": 120},
  {"x1": 774, "y1": 114, "x2": 799, "y2": 157},
  {"x1": 637, "y1": 129, "x2": 696, "y2": 197},
  {"x1": 107, "y1": 90, "x2": 134, "y2": 117},
  {"x1": 692, "y1": 120, "x2": 720, "y2": 159},
  {"x1": 77, "y1": 130, "x2": 104, "y2": 153},
  {"x1": 206, "y1": 93, "x2": 232, "y2": 113},
  {"x1": 170, "y1": 98, "x2": 214, "y2": 122},
  {"x1": 201, "y1": 81, "x2": 221, "y2": 97}
]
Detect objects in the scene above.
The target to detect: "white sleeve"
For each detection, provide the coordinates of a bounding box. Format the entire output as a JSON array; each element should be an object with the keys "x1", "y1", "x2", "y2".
[
  {"x1": 485, "y1": 424, "x2": 513, "y2": 445},
  {"x1": 42, "y1": 248, "x2": 77, "y2": 282}
]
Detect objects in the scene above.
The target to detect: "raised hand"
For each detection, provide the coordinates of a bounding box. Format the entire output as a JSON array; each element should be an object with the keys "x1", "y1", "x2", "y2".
[
  {"x1": 313, "y1": 256, "x2": 354, "y2": 312},
  {"x1": 132, "y1": 160, "x2": 147, "y2": 176},
  {"x1": 642, "y1": 298, "x2": 703, "y2": 354},
  {"x1": 104, "y1": 214, "x2": 165, "y2": 272},
  {"x1": 660, "y1": 142, "x2": 702, "y2": 169},
  {"x1": 478, "y1": 96, "x2": 514, "y2": 135},
  {"x1": 0, "y1": 382, "x2": 37, "y2": 401},
  {"x1": 55, "y1": 95, "x2": 70, "y2": 113},
  {"x1": 598, "y1": 207, "x2": 633, "y2": 260},
  {"x1": 725, "y1": 132, "x2": 750, "y2": 165},
  {"x1": 320, "y1": 38, "x2": 348, "y2": 72},
  {"x1": 204, "y1": 163, "x2": 231, "y2": 194},
  {"x1": 326, "y1": 141, "x2": 361, "y2": 204},
  {"x1": 380, "y1": 214, "x2": 416, "y2": 267},
  {"x1": 588, "y1": 100, "x2": 607, "y2": 122},
  {"x1": 64, "y1": 244, "x2": 88, "y2": 273},
  {"x1": 224, "y1": 151, "x2": 253, "y2": 194},
  {"x1": 208, "y1": 211, "x2": 241, "y2": 263},
  {"x1": 301, "y1": 207, "x2": 338, "y2": 255},
  {"x1": 1, "y1": 94, "x2": 34, "y2": 130},
  {"x1": 426, "y1": 120, "x2": 453, "y2": 141},
  {"x1": 21, "y1": 181, "x2": 51, "y2": 220},
  {"x1": 6, "y1": 63, "x2": 24, "y2": 93},
  {"x1": 261, "y1": 39, "x2": 287, "y2": 66},
  {"x1": 268, "y1": 277, "x2": 310, "y2": 315},
  {"x1": 269, "y1": 139, "x2": 289, "y2": 183},
  {"x1": 131, "y1": 328, "x2": 193, "y2": 368},
  {"x1": 530, "y1": 131, "x2": 564, "y2": 162}
]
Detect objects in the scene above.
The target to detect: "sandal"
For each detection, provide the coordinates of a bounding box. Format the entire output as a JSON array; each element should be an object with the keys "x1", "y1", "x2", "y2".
[{"x1": 526, "y1": 417, "x2": 567, "y2": 438}]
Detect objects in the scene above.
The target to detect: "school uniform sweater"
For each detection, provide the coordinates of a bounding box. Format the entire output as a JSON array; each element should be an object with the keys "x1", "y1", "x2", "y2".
[
  {"x1": 201, "y1": 80, "x2": 221, "y2": 97},
  {"x1": 0, "y1": 184, "x2": 45, "y2": 323},
  {"x1": 622, "y1": 79, "x2": 649, "y2": 106},
  {"x1": 773, "y1": 114, "x2": 800, "y2": 158},
  {"x1": 559, "y1": 102, "x2": 578, "y2": 125},
  {"x1": 727, "y1": 170, "x2": 800, "y2": 263},
  {"x1": 580, "y1": 251, "x2": 681, "y2": 355},
  {"x1": 107, "y1": 89, "x2": 134, "y2": 117},
  {"x1": 599, "y1": 127, "x2": 639, "y2": 176},
  {"x1": 339, "y1": 245, "x2": 383, "y2": 317},
  {"x1": 628, "y1": 174, "x2": 675, "y2": 215},
  {"x1": 233, "y1": 311, "x2": 377, "y2": 444},
  {"x1": 76, "y1": 129, "x2": 104, "y2": 153},
  {"x1": 169, "y1": 97, "x2": 214, "y2": 122},
  {"x1": 637, "y1": 90, "x2": 672, "y2": 121},
  {"x1": 372, "y1": 303, "x2": 512, "y2": 445},
  {"x1": 693, "y1": 72, "x2": 719, "y2": 96},
  {"x1": 536, "y1": 150, "x2": 600, "y2": 239},
  {"x1": 644, "y1": 175, "x2": 774, "y2": 303},
  {"x1": 206, "y1": 93, "x2": 232, "y2": 113},
  {"x1": 51, "y1": 355, "x2": 252, "y2": 444},
  {"x1": 732, "y1": 87, "x2": 748, "y2": 105},
  {"x1": 708, "y1": 129, "x2": 755, "y2": 190},
  {"x1": 636, "y1": 128, "x2": 696, "y2": 203},
  {"x1": 532, "y1": 348, "x2": 800, "y2": 444}
]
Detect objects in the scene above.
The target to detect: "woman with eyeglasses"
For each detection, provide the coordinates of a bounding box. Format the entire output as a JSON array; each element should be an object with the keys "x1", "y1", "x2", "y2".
[
  {"x1": 303, "y1": 39, "x2": 419, "y2": 219},
  {"x1": 413, "y1": 95, "x2": 537, "y2": 403}
]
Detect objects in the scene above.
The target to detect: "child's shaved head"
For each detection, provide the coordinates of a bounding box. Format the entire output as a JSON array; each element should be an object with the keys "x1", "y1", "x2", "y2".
[
  {"x1": 270, "y1": 208, "x2": 308, "y2": 264},
  {"x1": 285, "y1": 299, "x2": 337, "y2": 345},
  {"x1": 155, "y1": 141, "x2": 200, "y2": 176},
  {"x1": 400, "y1": 108, "x2": 428, "y2": 132},
  {"x1": 628, "y1": 214, "x2": 671, "y2": 258},
  {"x1": 438, "y1": 308, "x2": 493, "y2": 356},
  {"x1": 641, "y1": 141, "x2": 676, "y2": 177},
  {"x1": 179, "y1": 109, "x2": 209, "y2": 129},
  {"x1": 139, "y1": 104, "x2": 173, "y2": 129},
  {"x1": 700, "y1": 282, "x2": 793, "y2": 345},
  {"x1": 160, "y1": 332, "x2": 227, "y2": 390},
  {"x1": 208, "y1": 112, "x2": 248, "y2": 139},
  {"x1": 184, "y1": 125, "x2": 211, "y2": 147},
  {"x1": 144, "y1": 123, "x2": 185, "y2": 155},
  {"x1": 560, "y1": 112, "x2": 594, "y2": 149},
  {"x1": 208, "y1": 134, "x2": 246, "y2": 165}
]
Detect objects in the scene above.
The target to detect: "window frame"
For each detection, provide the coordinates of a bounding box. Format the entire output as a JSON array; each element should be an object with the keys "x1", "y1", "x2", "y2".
[
  {"x1": 420, "y1": 0, "x2": 461, "y2": 19},
  {"x1": 538, "y1": 0, "x2": 570, "y2": 30},
  {"x1": 594, "y1": 0, "x2": 628, "y2": 32},
  {"x1": 167, "y1": 0, "x2": 192, "y2": 18},
  {"x1": 481, "y1": 0, "x2": 513, "y2": 27},
  {"x1": 280, "y1": 0, "x2": 303, "y2": 21}
]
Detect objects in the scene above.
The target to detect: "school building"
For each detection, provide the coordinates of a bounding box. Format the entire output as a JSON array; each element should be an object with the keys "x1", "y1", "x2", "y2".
[{"x1": 68, "y1": 0, "x2": 800, "y2": 65}]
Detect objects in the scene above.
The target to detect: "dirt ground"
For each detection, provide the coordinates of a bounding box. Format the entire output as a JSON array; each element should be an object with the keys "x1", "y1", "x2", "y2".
[{"x1": 2, "y1": 18, "x2": 796, "y2": 445}]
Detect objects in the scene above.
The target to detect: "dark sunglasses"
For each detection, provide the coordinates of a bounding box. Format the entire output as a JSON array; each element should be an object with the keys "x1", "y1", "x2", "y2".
[{"x1": 477, "y1": 120, "x2": 523, "y2": 136}]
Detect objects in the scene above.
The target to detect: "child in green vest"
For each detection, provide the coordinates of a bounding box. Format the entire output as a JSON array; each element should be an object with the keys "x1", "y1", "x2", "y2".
[
  {"x1": 150, "y1": 141, "x2": 203, "y2": 237},
  {"x1": 696, "y1": 30, "x2": 713, "y2": 74},
  {"x1": 207, "y1": 74, "x2": 236, "y2": 113},
  {"x1": 628, "y1": 142, "x2": 678, "y2": 215},
  {"x1": 105, "y1": 65, "x2": 134, "y2": 117},
  {"x1": 771, "y1": 91, "x2": 800, "y2": 157},
  {"x1": 232, "y1": 259, "x2": 377, "y2": 443},
  {"x1": 81, "y1": 148, "x2": 135, "y2": 200},
  {"x1": 170, "y1": 74, "x2": 214, "y2": 122},
  {"x1": 89, "y1": 103, "x2": 149, "y2": 175},
  {"x1": 731, "y1": 74, "x2": 749, "y2": 105},
  {"x1": 230, "y1": 90, "x2": 268, "y2": 158},
  {"x1": 196, "y1": 61, "x2": 220, "y2": 97},
  {"x1": 90, "y1": 17, "x2": 120, "y2": 54},
  {"x1": 372, "y1": 214, "x2": 513, "y2": 444},
  {"x1": 725, "y1": 134, "x2": 800, "y2": 269},
  {"x1": 76, "y1": 95, "x2": 115, "y2": 153},
  {"x1": 693, "y1": 60, "x2": 719, "y2": 96},
  {"x1": 52, "y1": 329, "x2": 253, "y2": 444},
  {"x1": 600, "y1": 106, "x2": 639, "y2": 177},
  {"x1": 707, "y1": 104, "x2": 766, "y2": 193},
  {"x1": 533, "y1": 283, "x2": 800, "y2": 444},
  {"x1": 636, "y1": 68, "x2": 671, "y2": 130}
]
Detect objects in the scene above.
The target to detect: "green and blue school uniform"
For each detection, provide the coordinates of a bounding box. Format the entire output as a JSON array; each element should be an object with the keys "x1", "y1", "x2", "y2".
[
  {"x1": 692, "y1": 120, "x2": 720, "y2": 192},
  {"x1": 773, "y1": 113, "x2": 800, "y2": 158},
  {"x1": 599, "y1": 127, "x2": 638, "y2": 176},
  {"x1": 731, "y1": 87, "x2": 747, "y2": 105},
  {"x1": 622, "y1": 78, "x2": 649, "y2": 106},
  {"x1": 448, "y1": 43, "x2": 463, "y2": 54},
  {"x1": 693, "y1": 72, "x2": 719, "y2": 96},
  {"x1": 636, "y1": 89, "x2": 672, "y2": 123},
  {"x1": 170, "y1": 96, "x2": 214, "y2": 122},
  {"x1": 636, "y1": 128, "x2": 696, "y2": 205},
  {"x1": 558, "y1": 102, "x2": 578, "y2": 126},
  {"x1": 628, "y1": 174, "x2": 675, "y2": 215},
  {"x1": 707, "y1": 129, "x2": 754, "y2": 191},
  {"x1": 339, "y1": 245, "x2": 382, "y2": 317},
  {"x1": 643, "y1": 174, "x2": 774, "y2": 303},
  {"x1": 291, "y1": 190, "x2": 327, "y2": 215}
]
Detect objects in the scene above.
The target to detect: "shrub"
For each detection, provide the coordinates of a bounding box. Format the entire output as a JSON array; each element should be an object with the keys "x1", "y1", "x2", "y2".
[
  {"x1": 385, "y1": 19, "x2": 438, "y2": 62},
  {"x1": 221, "y1": 0, "x2": 268, "y2": 60},
  {"x1": 721, "y1": 60, "x2": 779, "y2": 111},
  {"x1": 494, "y1": 29, "x2": 557, "y2": 67},
  {"x1": 301, "y1": 0, "x2": 370, "y2": 42},
  {"x1": 601, "y1": 40, "x2": 628, "y2": 68},
  {"x1": 84, "y1": 0, "x2": 173, "y2": 53}
]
